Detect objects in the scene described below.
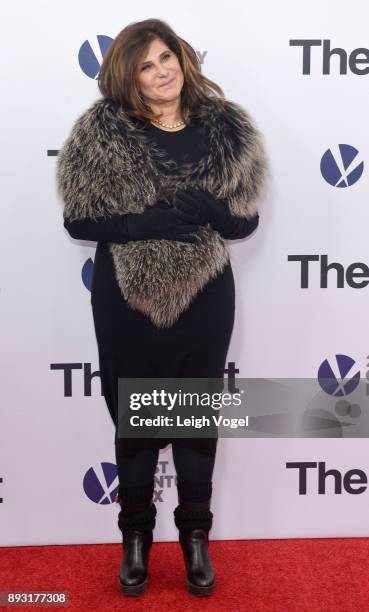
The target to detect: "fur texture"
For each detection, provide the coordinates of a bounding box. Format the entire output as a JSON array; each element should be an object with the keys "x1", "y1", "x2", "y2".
[{"x1": 56, "y1": 97, "x2": 267, "y2": 328}]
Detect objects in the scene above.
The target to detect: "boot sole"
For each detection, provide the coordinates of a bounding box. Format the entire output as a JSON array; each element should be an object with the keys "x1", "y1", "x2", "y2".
[
  {"x1": 187, "y1": 576, "x2": 215, "y2": 596},
  {"x1": 119, "y1": 576, "x2": 148, "y2": 596}
]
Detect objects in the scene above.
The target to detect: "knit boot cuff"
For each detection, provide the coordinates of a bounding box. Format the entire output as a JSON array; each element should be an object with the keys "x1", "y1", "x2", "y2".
[
  {"x1": 118, "y1": 502, "x2": 157, "y2": 533},
  {"x1": 173, "y1": 504, "x2": 213, "y2": 533}
]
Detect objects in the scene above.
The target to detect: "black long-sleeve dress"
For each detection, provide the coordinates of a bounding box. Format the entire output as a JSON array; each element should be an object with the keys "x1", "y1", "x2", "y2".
[{"x1": 63, "y1": 118, "x2": 259, "y2": 458}]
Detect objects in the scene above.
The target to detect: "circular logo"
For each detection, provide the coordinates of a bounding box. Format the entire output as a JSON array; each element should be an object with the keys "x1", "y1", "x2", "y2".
[
  {"x1": 318, "y1": 354, "x2": 360, "y2": 396},
  {"x1": 83, "y1": 462, "x2": 118, "y2": 504},
  {"x1": 78, "y1": 35, "x2": 113, "y2": 79},
  {"x1": 320, "y1": 144, "x2": 364, "y2": 187}
]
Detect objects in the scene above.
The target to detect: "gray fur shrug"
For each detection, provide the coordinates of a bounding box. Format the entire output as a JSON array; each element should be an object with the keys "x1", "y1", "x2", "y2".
[{"x1": 56, "y1": 97, "x2": 267, "y2": 328}]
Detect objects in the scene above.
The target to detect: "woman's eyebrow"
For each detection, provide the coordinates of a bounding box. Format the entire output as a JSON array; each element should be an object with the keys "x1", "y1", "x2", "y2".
[{"x1": 141, "y1": 51, "x2": 170, "y2": 66}]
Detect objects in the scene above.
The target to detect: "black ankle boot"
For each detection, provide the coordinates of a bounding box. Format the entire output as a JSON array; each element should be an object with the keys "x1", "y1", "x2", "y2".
[
  {"x1": 174, "y1": 489, "x2": 216, "y2": 597},
  {"x1": 119, "y1": 528, "x2": 153, "y2": 596},
  {"x1": 179, "y1": 527, "x2": 215, "y2": 596},
  {"x1": 116, "y1": 483, "x2": 156, "y2": 596}
]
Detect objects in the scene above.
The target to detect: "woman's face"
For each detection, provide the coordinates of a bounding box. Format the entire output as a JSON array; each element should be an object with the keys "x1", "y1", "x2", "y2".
[{"x1": 137, "y1": 37, "x2": 184, "y2": 106}]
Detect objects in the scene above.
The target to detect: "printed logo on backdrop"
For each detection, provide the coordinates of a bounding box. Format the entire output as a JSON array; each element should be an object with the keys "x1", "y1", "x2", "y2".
[
  {"x1": 286, "y1": 461, "x2": 368, "y2": 495},
  {"x1": 318, "y1": 354, "x2": 360, "y2": 396},
  {"x1": 82, "y1": 258, "x2": 94, "y2": 290},
  {"x1": 78, "y1": 36, "x2": 113, "y2": 79},
  {"x1": 287, "y1": 255, "x2": 369, "y2": 289},
  {"x1": 50, "y1": 363, "x2": 102, "y2": 396},
  {"x1": 314, "y1": 354, "x2": 362, "y2": 432},
  {"x1": 289, "y1": 39, "x2": 369, "y2": 75},
  {"x1": 320, "y1": 145, "x2": 364, "y2": 187},
  {"x1": 83, "y1": 462, "x2": 118, "y2": 504},
  {"x1": 82, "y1": 453, "x2": 175, "y2": 505}
]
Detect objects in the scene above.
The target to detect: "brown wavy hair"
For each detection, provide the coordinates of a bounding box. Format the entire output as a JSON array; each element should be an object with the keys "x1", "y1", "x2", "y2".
[{"x1": 97, "y1": 18, "x2": 226, "y2": 126}]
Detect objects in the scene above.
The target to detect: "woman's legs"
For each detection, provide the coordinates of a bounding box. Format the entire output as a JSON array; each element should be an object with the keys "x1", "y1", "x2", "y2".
[
  {"x1": 172, "y1": 443, "x2": 216, "y2": 484},
  {"x1": 115, "y1": 443, "x2": 159, "y2": 488},
  {"x1": 115, "y1": 443, "x2": 159, "y2": 533},
  {"x1": 168, "y1": 295, "x2": 233, "y2": 534},
  {"x1": 172, "y1": 443, "x2": 217, "y2": 533}
]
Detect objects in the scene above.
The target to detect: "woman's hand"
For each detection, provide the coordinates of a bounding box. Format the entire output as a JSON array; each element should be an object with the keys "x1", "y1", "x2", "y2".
[
  {"x1": 173, "y1": 187, "x2": 260, "y2": 240},
  {"x1": 173, "y1": 187, "x2": 232, "y2": 233},
  {"x1": 126, "y1": 199, "x2": 202, "y2": 244}
]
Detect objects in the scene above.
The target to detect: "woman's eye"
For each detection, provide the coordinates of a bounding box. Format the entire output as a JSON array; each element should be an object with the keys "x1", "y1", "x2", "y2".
[{"x1": 141, "y1": 53, "x2": 171, "y2": 71}]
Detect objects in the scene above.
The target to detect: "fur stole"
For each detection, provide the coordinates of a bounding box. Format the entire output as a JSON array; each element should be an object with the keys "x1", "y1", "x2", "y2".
[{"x1": 56, "y1": 97, "x2": 267, "y2": 328}]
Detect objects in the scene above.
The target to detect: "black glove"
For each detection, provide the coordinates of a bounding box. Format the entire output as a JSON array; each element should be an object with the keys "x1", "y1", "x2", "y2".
[
  {"x1": 173, "y1": 186, "x2": 259, "y2": 240},
  {"x1": 125, "y1": 199, "x2": 202, "y2": 244}
]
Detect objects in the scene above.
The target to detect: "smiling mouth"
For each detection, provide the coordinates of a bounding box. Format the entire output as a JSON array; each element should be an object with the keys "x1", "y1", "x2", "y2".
[{"x1": 160, "y1": 78, "x2": 174, "y2": 88}]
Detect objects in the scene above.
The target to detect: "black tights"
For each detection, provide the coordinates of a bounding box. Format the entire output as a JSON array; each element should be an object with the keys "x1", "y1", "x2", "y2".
[
  {"x1": 116, "y1": 442, "x2": 217, "y2": 533},
  {"x1": 116, "y1": 442, "x2": 217, "y2": 488}
]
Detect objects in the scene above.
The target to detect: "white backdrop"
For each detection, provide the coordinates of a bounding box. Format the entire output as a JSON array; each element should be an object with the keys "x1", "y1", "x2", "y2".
[{"x1": 1, "y1": 0, "x2": 369, "y2": 546}]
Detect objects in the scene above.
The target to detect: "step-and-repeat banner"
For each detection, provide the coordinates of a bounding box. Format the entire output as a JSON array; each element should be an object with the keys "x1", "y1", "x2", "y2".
[{"x1": 2, "y1": 1, "x2": 369, "y2": 545}]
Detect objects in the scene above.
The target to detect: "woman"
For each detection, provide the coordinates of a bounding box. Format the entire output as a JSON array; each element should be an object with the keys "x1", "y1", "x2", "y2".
[{"x1": 56, "y1": 18, "x2": 267, "y2": 597}]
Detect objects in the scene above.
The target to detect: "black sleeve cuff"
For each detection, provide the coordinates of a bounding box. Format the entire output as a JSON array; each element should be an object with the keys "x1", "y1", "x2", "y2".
[{"x1": 217, "y1": 212, "x2": 259, "y2": 240}]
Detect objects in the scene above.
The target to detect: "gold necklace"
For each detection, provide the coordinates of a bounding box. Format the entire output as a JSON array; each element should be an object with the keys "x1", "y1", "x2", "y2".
[{"x1": 151, "y1": 118, "x2": 186, "y2": 129}]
